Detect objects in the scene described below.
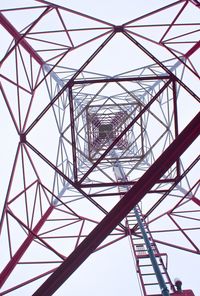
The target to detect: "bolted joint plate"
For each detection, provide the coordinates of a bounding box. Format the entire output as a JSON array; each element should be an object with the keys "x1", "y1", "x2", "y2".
[
  {"x1": 20, "y1": 133, "x2": 26, "y2": 143},
  {"x1": 114, "y1": 25, "x2": 124, "y2": 33}
]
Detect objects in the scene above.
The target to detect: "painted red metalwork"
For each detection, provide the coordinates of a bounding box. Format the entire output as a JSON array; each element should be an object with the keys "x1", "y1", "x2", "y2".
[
  {"x1": 0, "y1": 1, "x2": 199, "y2": 295},
  {"x1": 184, "y1": 41, "x2": 200, "y2": 58},
  {"x1": 0, "y1": 11, "x2": 47, "y2": 66},
  {"x1": 78, "y1": 79, "x2": 172, "y2": 183},
  {"x1": 0, "y1": 206, "x2": 54, "y2": 287},
  {"x1": 33, "y1": 111, "x2": 200, "y2": 295},
  {"x1": 192, "y1": 196, "x2": 200, "y2": 207},
  {"x1": 171, "y1": 291, "x2": 195, "y2": 296}
]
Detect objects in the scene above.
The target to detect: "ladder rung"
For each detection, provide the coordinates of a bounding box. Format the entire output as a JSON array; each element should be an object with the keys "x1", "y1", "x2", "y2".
[
  {"x1": 141, "y1": 272, "x2": 167, "y2": 276},
  {"x1": 144, "y1": 282, "x2": 159, "y2": 286},
  {"x1": 141, "y1": 273, "x2": 156, "y2": 276},
  {"x1": 148, "y1": 294, "x2": 164, "y2": 296},
  {"x1": 136, "y1": 252, "x2": 162, "y2": 257},
  {"x1": 139, "y1": 263, "x2": 163, "y2": 267},
  {"x1": 144, "y1": 281, "x2": 170, "y2": 286}
]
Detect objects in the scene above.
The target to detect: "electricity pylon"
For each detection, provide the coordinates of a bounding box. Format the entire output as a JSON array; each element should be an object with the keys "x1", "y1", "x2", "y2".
[{"x1": 0, "y1": 1, "x2": 199, "y2": 295}]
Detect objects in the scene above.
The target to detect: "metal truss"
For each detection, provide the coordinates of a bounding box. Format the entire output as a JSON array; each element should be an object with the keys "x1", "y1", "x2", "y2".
[{"x1": 0, "y1": 1, "x2": 199, "y2": 295}]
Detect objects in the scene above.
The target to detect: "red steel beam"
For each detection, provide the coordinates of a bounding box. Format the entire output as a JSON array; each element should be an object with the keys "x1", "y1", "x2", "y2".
[
  {"x1": 79, "y1": 79, "x2": 172, "y2": 183},
  {"x1": 68, "y1": 87, "x2": 78, "y2": 181},
  {"x1": 192, "y1": 196, "x2": 200, "y2": 206},
  {"x1": 141, "y1": 155, "x2": 200, "y2": 224},
  {"x1": 73, "y1": 75, "x2": 170, "y2": 84},
  {"x1": 0, "y1": 11, "x2": 48, "y2": 66},
  {"x1": 0, "y1": 206, "x2": 54, "y2": 288},
  {"x1": 33, "y1": 111, "x2": 200, "y2": 296},
  {"x1": 184, "y1": 40, "x2": 200, "y2": 59}
]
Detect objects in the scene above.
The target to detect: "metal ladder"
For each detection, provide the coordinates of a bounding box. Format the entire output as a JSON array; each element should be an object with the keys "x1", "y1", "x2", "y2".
[
  {"x1": 126, "y1": 205, "x2": 175, "y2": 295},
  {"x1": 113, "y1": 162, "x2": 175, "y2": 296}
]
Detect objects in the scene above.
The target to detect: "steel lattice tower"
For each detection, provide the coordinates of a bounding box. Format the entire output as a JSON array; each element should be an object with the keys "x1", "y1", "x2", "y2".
[{"x1": 0, "y1": 1, "x2": 199, "y2": 295}]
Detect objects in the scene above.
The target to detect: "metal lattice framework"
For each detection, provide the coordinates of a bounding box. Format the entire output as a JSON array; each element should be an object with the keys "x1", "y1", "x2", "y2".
[{"x1": 0, "y1": 0, "x2": 199, "y2": 295}]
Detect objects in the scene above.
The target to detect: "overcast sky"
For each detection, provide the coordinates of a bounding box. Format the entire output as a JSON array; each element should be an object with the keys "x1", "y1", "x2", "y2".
[{"x1": 0, "y1": 1, "x2": 199, "y2": 295}]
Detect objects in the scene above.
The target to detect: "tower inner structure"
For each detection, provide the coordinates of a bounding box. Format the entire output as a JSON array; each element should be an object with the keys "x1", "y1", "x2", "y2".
[{"x1": 0, "y1": 1, "x2": 199, "y2": 295}]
